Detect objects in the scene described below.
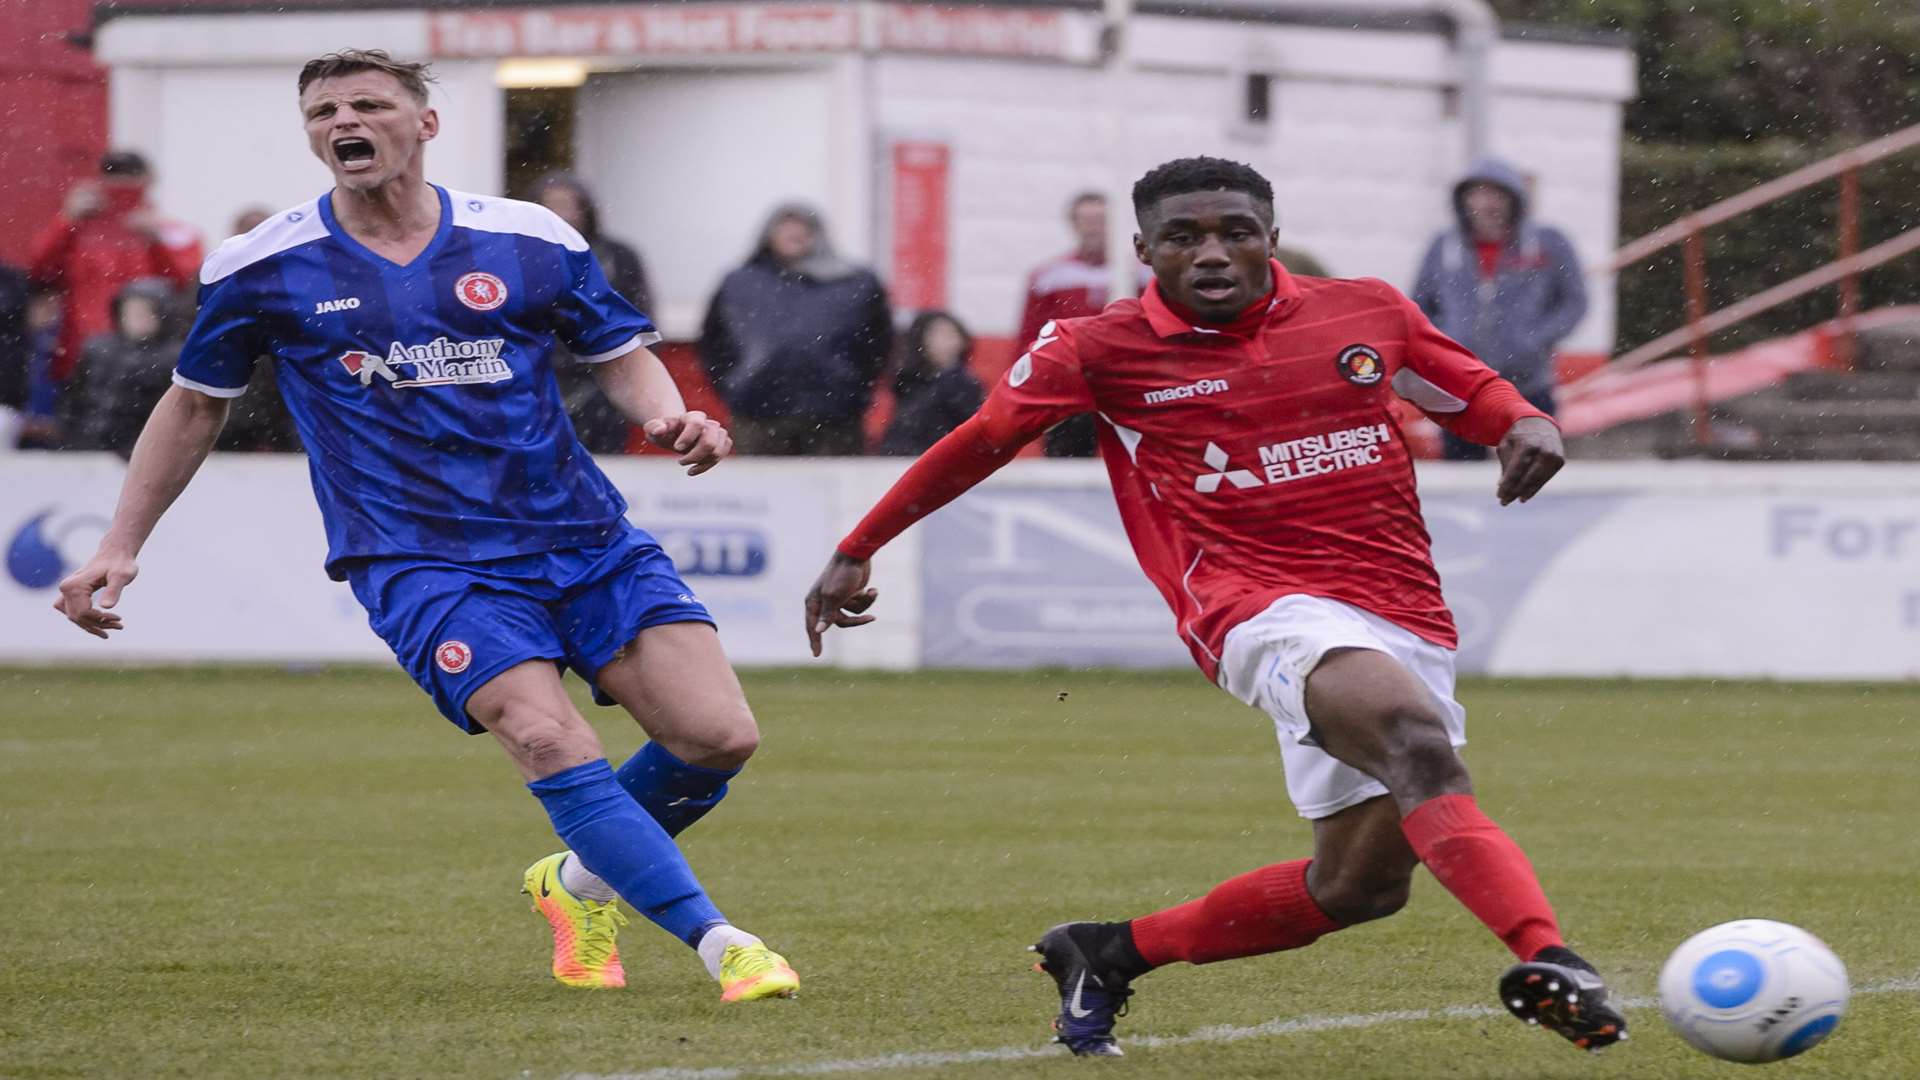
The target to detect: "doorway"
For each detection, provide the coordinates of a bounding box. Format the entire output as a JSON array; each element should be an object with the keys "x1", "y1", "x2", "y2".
[{"x1": 504, "y1": 86, "x2": 576, "y2": 200}]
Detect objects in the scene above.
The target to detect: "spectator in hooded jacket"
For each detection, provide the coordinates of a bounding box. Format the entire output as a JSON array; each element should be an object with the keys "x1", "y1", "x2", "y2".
[
  {"x1": 29, "y1": 151, "x2": 200, "y2": 386},
  {"x1": 700, "y1": 204, "x2": 892, "y2": 456},
  {"x1": 535, "y1": 172, "x2": 658, "y2": 455},
  {"x1": 878, "y1": 311, "x2": 985, "y2": 456},
  {"x1": 1412, "y1": 160, "x2": 1586, "y2": 461},
  {"x1": 57, "y1": 277, "x2": 185, "y2": 457}
]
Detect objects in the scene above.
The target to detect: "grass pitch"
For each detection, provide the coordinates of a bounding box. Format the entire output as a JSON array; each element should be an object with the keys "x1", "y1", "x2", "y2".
[{"x1": 2, "y1": 666, "x2": 1916, "y2": 1079}]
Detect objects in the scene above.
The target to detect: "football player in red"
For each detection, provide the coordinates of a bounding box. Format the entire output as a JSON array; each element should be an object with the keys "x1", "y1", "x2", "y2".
[{"x1": 804, "y1": 157, "x2": 1622, "y2": 1057}]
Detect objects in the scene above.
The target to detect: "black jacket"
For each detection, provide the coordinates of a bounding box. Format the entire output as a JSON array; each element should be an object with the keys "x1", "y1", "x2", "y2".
[
  {"x1": 60, "y1": 331, "x2": 180, "y2": 456},
  {"x1": 0, "y1": 264, "x2": 29, "y2": 411},
  {"x1": 700, "y1": 256, "x2": 892, "y2": 422},
  {"x1": 879, "y1": 368, "x2": 983, "y2": 455}
]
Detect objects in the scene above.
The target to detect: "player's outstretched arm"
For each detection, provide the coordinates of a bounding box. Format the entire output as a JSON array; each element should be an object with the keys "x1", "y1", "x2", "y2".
[
  {"x1": 804, "y1": 553, "x2": 879, "y2": 657},
  {"x1": 1495, "y1": 415, "x2": 1565, "y2": 506},
  {"x1": 56, "y1": 385, "x2": 229, "y2": 638},
  {"x1": 590, "y1": 346, "x2": 732, "y2": 475},
  {"x1": 801, "y1": 413, "x2": 1039, "y2": 656},
  {"x1": 806, "y1": 319, "x2": 1091, "y2": 656}
]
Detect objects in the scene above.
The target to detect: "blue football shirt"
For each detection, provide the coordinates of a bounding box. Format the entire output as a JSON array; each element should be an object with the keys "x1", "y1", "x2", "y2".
[{"x1": 174, "y1": 185, "x2": 659, "y2": 578}]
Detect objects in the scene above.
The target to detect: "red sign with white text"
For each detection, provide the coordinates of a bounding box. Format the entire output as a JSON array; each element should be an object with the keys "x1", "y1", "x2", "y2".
[
  {"x1": 430, "y1": 4, "x2": 858, "y2": 58},
  {"x1": 429, "y1": 3, "x2": 1082, "y2": 60},
  {"x1": 876, "y1": 5, "x2": 1071, "y2": 58},
  {"x1": 890, "y1": 141, "x2": 950, "y2": 312}
]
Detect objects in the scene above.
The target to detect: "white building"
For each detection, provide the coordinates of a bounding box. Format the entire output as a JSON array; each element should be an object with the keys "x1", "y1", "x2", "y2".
[{"x1": 96, "y1": 1, "x2": 1634, "y2": 351}]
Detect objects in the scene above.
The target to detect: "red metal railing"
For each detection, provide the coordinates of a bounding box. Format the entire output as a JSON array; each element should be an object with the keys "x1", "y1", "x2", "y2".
[{"x1": 1586, "y1": 122, "x2": 1920, "y2": 446}]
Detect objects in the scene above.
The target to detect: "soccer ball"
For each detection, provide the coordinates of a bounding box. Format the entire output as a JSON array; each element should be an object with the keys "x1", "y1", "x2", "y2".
[{"x1": 1658, "y1": 919, "x2": 1849, "y2": 1064}]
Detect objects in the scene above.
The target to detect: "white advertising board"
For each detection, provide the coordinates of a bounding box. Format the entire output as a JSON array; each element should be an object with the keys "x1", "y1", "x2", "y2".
[
  {"x1": 2, "y1": 455, "x2": 378, "y2": 662},
  {"x1": 3, "y1": 455, "x2": 838, "y2": 667},
  {"x1": 916, "y1": 462, "x2": 1920, "y2": 680},
  {"x1": 6, "y1": 456, "x2": 1917, "y2": 680}
]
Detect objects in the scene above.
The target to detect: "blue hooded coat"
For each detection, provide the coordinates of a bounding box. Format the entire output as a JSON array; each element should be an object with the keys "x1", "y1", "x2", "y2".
[{"x1": 1412, "y1": 159, "x2": 1587, "y2": 406}]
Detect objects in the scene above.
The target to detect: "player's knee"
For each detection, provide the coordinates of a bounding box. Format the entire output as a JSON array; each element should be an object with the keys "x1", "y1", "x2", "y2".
[
  {"x1": 670, "y1": 703, "x2": 760, "y2": 769},
  {"x1": 492, "y1": 706, "x2": 596, "y2": 775},
  {"x1": 1311, "y1": 864, "x2": 1413, "y2": 925},
  {"x1": 1376, "y1": 708, "x2": 1468, "y2": 803}
]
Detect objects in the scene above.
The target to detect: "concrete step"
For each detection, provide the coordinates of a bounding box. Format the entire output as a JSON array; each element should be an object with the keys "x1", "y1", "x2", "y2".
[
  {"x1": 1853, "y1": 319, "x2": 1920, "y2": 373},
  {"x1": 1783, "y1": 369, "x2": 1920, "y2": 401},
  {"x1": 1737, "y1": 433, "x2": 1920, "y2": 460},
  {"x1": 1722, "y1": 397, "x2": 1920, "y2": 437},
  {"x1": 1638, "y1": 429, "x2": 1920, "y2": 461}
]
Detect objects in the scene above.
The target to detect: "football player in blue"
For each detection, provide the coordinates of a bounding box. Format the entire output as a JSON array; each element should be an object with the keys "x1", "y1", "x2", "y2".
[{"x1": 54, "y1": 49, "x2": 799, "y2": 1001}]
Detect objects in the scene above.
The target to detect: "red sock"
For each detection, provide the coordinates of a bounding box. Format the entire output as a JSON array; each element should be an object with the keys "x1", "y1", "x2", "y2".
[
  {"x1": 1129, "y1": 859, "x2": 1343, "y2": 967},
  {"x1": 1401, "y1": 794, "x2": 1563, "y2": 960}
]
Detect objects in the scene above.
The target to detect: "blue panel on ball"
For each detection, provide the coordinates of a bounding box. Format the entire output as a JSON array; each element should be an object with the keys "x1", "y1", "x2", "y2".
[
  {"x1": 1779, "y1": 1014, "x2": 1839, "y2": 1058},
  {"x1": 1693, "y1": 949, "x2": 1764, "y2": 1008}
]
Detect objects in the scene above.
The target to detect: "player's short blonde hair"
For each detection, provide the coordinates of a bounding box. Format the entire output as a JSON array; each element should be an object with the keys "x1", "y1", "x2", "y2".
[{"x1": 297, "y1": 49, "x2": 436, "y2": 105}]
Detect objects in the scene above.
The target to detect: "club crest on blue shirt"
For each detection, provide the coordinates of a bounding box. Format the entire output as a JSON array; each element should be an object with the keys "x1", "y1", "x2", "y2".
[
  {"x1": 1335, "y1": 344, "x2": 1385, "y2": 386},
  {"x1": 456, "y1": 271, "x2": 508, "y2": 311}
]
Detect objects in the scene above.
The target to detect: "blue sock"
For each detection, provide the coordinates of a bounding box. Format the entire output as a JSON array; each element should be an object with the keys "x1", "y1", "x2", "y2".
[
  {"x1": 528, "y1": 759, "x2": 726, "y2": 947},
  {"x1": 617, "y1": 741, "x2": 740, "y2": 837}
]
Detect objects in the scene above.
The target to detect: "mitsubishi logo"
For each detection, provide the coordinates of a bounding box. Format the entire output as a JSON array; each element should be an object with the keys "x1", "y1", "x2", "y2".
[{"x1": 1194, "y1": 442, "x2": 1261, "y2": 493}]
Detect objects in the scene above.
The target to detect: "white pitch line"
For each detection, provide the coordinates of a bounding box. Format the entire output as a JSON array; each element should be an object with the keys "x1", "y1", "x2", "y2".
[{"x1": 569, "y1": 976, "x2": 1920, "y2": 1080}]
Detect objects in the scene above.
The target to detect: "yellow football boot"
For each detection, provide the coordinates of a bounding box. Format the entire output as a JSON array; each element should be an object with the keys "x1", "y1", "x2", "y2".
[
  {"x1": 522, "y1": 852, "x2": 628, "y2": 989},
  {"x1": 717, "y1": 942, "x2": 800, "y2": 1002}
]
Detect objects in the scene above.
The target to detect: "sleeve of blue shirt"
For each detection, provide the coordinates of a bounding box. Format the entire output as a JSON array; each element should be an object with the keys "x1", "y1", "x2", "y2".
[
  {"x1": 172, "y1": 275, "x2": 264, "y2": 397},
  {"x1": 555, "y1": 245, "x2": 660, "y2": 363}
]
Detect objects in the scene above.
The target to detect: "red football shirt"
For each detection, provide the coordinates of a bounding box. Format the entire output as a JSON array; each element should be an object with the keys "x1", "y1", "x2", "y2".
[{"x1": 840, "y1": 261, "x2": 1547, "y2": 679}]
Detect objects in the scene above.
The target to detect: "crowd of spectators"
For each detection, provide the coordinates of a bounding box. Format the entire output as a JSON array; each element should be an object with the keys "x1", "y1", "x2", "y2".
[
  {"x1": 7, "y1": 157, "x2": 1589, "y2": 461},
  {"x1": 0, "y1": 151, "x2": 298, "y2": 457}
]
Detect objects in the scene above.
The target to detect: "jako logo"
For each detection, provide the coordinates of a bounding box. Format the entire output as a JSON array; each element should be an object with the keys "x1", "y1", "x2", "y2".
[
  {"x1": 655, "y1": 527, "x2": 767, "y2": 578},
  {"x1": 6, "y1": 508, "x2": 109, "y2": 589},
  {"x1": 314, "y1": 297, "x2": 361, "y2": 314},
  {"x1": 1145, "y1": 377, "x2": 1230, "y2": 405}
]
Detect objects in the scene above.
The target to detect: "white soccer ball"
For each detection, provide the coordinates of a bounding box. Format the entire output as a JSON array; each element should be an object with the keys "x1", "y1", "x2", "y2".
[{"x1": 1658, "y1": 919, "x2": 1849, "y2": 1064}]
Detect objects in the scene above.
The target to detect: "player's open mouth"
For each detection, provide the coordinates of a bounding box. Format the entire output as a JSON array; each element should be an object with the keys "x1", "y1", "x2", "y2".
[
  {"x1": 332, "y1": 137, "x2": 376, "y2": 172},
  {"x1": 1190, "y1": 276, "x2": 1239, "y2": 302}
]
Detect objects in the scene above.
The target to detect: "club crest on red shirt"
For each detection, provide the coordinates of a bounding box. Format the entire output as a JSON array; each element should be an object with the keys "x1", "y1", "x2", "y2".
[
  {"x1": 435, "y1": 639, "x2": 473, "y2": 674},
  {"x1": 1335, "y1": 344, "x2": 1384, "y2": 386},
  {"x1": 455, "y1": 272, "x2": 507, "y2": 312}
]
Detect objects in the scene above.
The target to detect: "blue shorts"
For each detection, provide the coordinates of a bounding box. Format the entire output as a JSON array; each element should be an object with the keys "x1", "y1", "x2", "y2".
[{"x1": 344, "y1": 527, "x2": 713, "y2": 732}]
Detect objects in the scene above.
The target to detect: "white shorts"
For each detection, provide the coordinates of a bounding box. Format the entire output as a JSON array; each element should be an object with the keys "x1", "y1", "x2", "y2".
[{"x1": 1218, "y1": 594, "x2": 1467, "y2": 820}]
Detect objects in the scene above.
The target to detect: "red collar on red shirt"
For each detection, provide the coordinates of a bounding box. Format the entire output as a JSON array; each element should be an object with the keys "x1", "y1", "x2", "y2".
[{"x1": 1140, "y1": 259, "x2": 1301, "y2": 339}]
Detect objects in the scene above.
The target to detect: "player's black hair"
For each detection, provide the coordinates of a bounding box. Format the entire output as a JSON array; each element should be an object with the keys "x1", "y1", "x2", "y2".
[{"x1": 1131, "y1": 156, "x2": 1275, "y2": 224}]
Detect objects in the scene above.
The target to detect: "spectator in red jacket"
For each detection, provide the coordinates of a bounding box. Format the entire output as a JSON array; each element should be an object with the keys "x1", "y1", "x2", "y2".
[
  {"x1": 1015, "y1": 192, "x2": 1149, "y2": 457},
  {"x1": 28, "y1": 151, "x2": 200, "y2": 383}
]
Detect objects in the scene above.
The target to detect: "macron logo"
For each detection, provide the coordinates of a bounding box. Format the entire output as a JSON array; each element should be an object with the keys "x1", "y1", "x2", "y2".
[
  {"x1": 1144, "y1": 377, "x2": 1229, "y2": 405},
  {"x1": 315, "y1": 297, "x2": 362, "y2": 314}
]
